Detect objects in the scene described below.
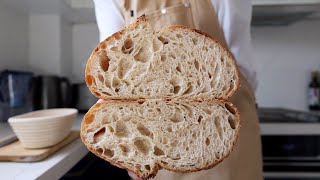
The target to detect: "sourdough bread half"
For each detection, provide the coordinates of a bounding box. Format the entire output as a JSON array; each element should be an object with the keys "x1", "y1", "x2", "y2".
[
  {"x1": 82, "y1": 15, "x2": 241, "y2": 179},
  {"x1": 81, "y1": 100, "x2": 240, "y2": 179},
  {"x1": 85, "y1": 15, "x2": 239, "y2": 100}
]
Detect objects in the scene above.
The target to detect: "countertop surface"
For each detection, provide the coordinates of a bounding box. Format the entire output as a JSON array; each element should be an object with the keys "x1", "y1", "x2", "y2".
[
  {"x1": 1, "y1": 114, "x2": 320, "y2": 179},
  {"x1": 0, "y1": 114, "x2": 89, "y2": 180}
]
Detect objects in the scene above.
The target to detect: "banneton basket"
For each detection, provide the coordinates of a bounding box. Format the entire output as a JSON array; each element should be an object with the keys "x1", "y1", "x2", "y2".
[{"x1": 8, "y1": 108, "x2": 78, "y2": 149}]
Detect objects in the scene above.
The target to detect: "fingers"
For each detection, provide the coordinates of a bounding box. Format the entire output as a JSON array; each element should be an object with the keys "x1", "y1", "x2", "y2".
[
  {"x1": 110, "y1": 163, "x2": 142, "y2": 180},
  {"x1": 97, "y1": 99, "x2": 105, "y2": 103},
  {"x1": 110, "y1": 162, "x2": 122, "y2": 168},
  {"x1": 128, "y1": 170, "x2": 143, "y2": 180}
]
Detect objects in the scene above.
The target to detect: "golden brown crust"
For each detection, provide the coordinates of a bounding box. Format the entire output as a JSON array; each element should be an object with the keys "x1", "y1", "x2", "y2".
[{"x1": 80, "y1": 100, "x2": 240, "y2": 179}]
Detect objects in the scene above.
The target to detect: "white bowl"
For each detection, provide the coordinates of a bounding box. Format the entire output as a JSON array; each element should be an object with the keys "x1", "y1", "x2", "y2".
[{"x1": 8, "y1": 108, "x2": 78, "y2": 149}]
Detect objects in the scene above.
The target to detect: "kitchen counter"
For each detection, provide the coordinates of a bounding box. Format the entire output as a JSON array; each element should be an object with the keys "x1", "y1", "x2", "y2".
[
  {"x1": 0, "y1": 114, "x2": 89, "y2": 180},
  {"x1": 1, "y1": 114, "x2": 320, "y2": 179}
]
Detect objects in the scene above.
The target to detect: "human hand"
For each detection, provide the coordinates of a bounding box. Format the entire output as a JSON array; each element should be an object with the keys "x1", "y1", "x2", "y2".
[{"x1": 110, "y1": 162, "x2": 142, "y2": 180}]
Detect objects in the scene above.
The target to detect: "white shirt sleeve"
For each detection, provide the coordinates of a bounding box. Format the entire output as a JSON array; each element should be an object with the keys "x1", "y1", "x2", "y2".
[
  {"x1": 211, "y1": 0, "x2": 257, "y2": 90},
  {"x1": 93, "y1": 0, "x2": 125, "y2": 42}
]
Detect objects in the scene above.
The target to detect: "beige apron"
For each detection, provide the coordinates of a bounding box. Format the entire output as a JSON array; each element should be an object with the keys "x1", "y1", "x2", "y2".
[{"x1": 120, "y1": 1, "x2": 263, "y2": 179}]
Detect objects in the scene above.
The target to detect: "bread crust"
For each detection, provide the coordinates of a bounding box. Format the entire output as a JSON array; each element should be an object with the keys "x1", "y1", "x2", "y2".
[{"x1": 80, "y1": 100, "x2": 240, "y2": 179}]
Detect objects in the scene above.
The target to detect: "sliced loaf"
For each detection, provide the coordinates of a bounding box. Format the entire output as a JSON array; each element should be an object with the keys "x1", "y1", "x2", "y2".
[
  {"x1": 81, "y1": 100, "x2": 240, "y2": 179},
  {"x1": 85, "y1": 16, "x2": 239, "y2": 100}
]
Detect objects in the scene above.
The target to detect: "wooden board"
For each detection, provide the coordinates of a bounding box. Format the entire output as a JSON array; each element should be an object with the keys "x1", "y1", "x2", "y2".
[{"x1": 0, "y1": 131, "x2": 79, "y2": 162}]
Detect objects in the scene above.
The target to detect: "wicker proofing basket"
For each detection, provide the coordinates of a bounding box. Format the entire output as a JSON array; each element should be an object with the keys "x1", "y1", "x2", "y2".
[{"x1": 8, "y1": 108, "x2": 78, "y2": 149}]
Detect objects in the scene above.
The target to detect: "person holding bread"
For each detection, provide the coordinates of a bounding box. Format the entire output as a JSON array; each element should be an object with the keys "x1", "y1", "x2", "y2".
[{"x1": 91, "y1": 0, "x2": 263, "y2": 179}]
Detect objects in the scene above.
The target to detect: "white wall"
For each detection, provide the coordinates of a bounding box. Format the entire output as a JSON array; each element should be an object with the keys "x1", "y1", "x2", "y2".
[
  {"x1": 0, "y1": 2, "x2": 29, "y2": 71},
  {"x1": 29, "y1": 14, "x2": 73, "y2": 78},
  {"x1": 252, "y1": 20, "x2": 320, "y2": 111},
  {"x1": 72, "y1": 24, "x2": 99, "y2": 83},
  {"x1": 29, "y1": 15, "x2": 61, "y2": 75},
  {"x1": 60, "y1": 18, "x2": 73, "y2": 78}
]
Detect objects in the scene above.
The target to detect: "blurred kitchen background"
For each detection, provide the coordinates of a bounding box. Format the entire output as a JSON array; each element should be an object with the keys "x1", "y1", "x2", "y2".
[{"x1": 0, "y1": 0, "x2": 320, "y2": 179}]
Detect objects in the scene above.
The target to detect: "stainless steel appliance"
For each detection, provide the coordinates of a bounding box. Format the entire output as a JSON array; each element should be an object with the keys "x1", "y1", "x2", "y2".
[
  {"x1": 259, "y1": 108, "x2": 320, "y2": 180},
  {"x1": 33, "y1": 75, "x2": 72, "y2": 110}
]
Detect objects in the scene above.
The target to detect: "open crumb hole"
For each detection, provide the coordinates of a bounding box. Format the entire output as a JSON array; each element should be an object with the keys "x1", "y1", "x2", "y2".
[
  {"x1": 158, "y1": 36, "x2": 169, "y2": 44},
  {"x1": 205, "y1": 138, "x2": 210, "y2": 146},
  {"x1": 93, "y1": 127, "x2": 105, "y2": 143},
  {"x1": 134, "y1": 139, "x2": 152, "y2": 155},
  {"x1": 112, "y1": 77, "x2": 120, "y2": 88},
  {"x1": 194, "y1": 60, "x2": 199, "y2": 70},
  {"x1": 154, "y1": 146, "x2": 165, "y2": 156},
  {"x1": 221, "y1": 57, "x2": 225, "y2": 63},
  {"x1": 134, "y1": 47, "x2": 149, "y2": 63},
  {"x1": 173, "y1": 85, "x2": 181, "y2": 94},
  {"x1": 145, "y1": 165, "x2": 151, "y2": 171},
  {"x1": 121, "y1": 38, "x2": 134, "y2": 54},
  {"x1": 115, "y1": 121, "x2": 129, "y2": 138},
  {"x1": 192, "y1": 38, "x2": 197, "y2": 45},
  {"x1": 96, "y1": 148, "x2": 103, "y2": 154},
  {"x1": 119, "y1": 144, "x2": 131, "y2": 156},
  {"x1": 161, "y1": 161, "x2": 168, "y2": 165},
  {"x1": 102, "y1": 92, "x2": 112, "y2": 96},
  {"x1": 98, "y1": 74, "x2": 104, "y2": 83},
  {"x1": 137, "y1": 124, "x2": 153, "y2": 139},
  {"x1": 104, "y1": 149, "x2": 114, "y2": 158},
  {"x1": 228, "y1": 116, "x2": 236, "y2": 129},
  {"x1": 161, "y1": 54, "x2": 167, "y2": 62},
  {"x1": 198, "y1": 115, "x2": 203, "y2": 123},
  {"x1": 107, "y1": 126, "x2": 114, "y2": 133},
  {"x1": 99, "y1": 51, "x2": 109, "y2": 72},
  {"x1": 182, "y1": 85, "x2": 193, "y2": 95},
  {"x1": 215, "y1": 118, "x2": 223, "y2": 139},
  {"x1": 176, "y1": 65, "x2": 182, "y2": 73},
  {"x1": 118, "y1": 59, "x2": 133, "y2": 79}
]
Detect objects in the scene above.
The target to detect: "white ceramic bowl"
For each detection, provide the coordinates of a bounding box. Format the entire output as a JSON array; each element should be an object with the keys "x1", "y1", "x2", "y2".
[{"x1": 8, "y1": 108, "x2": 78, "y2": 149}]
